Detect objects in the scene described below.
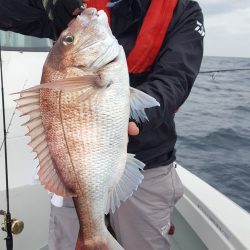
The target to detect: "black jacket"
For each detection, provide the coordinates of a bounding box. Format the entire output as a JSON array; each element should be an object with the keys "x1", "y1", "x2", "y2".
[{"x1": 0, "y1": 0, "x2": 204, "y2": 169}]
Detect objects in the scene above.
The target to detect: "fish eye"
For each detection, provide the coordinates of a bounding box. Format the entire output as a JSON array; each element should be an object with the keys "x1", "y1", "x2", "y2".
[{"x1": 62, "y1": 34, "x2": 74, "y2": 45}]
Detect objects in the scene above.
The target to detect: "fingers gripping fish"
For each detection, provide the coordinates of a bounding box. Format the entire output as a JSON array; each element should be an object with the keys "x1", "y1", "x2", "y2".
[{"x1": 15, "y1": 8, "x2": 159, "y2": 250}]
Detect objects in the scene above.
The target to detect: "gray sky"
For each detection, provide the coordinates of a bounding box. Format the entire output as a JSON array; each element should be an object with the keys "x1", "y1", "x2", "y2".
[{"x1": 198, "y1": 0, "x2": 250, "y2": 58}]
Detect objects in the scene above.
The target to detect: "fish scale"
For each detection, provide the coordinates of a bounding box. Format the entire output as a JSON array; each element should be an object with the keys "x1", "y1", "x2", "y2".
[{"x1": 45, "y1": 74, "x2": 130, "y2": 244}]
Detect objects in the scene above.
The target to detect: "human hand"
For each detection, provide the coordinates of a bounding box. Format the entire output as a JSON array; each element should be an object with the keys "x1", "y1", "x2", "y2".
[
  {"x1": 42, "y1": 0, "x2": 87, "y2": 35},
  {"x1": 128, "y1": 121, "x2": 139, "y2": 136}
]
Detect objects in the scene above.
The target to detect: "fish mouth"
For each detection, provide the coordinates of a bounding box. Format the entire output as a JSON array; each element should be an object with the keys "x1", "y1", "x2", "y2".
[
  {"x1": 97, "y1": 10, "x2": 105, "y2": 15},
  {"x1": 106, "y1": 54, "x2": 119, "y2": 66},
  {"x1": 75, "y1": 54, "x2": 119, "y2": 72},
  {"x1": 78, "y1": 9, "x2": 105, "y2": 20},
  {"x1": 79, "y1": 39, "x2": 120, "y2": 71}
]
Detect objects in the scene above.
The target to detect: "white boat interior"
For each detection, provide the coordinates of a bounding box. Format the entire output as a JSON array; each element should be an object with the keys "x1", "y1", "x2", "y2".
[{"x1": 0, "y1": 31, "x2": 250, "y2": 250}]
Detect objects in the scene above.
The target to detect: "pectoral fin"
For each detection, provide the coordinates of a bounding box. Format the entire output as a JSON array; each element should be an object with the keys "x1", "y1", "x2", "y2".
[{"x1": 129, "y1": 87, "x2": 160, "y2": 122}]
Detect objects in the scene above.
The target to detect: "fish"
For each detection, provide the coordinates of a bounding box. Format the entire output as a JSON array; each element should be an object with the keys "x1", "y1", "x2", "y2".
[{"x1": 15, "y1": 8, "x2": 159, "y2": 250}]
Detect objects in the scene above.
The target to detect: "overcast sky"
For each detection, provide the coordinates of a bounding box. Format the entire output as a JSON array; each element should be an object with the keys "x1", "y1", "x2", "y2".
[{"x1": 198, "y1": 0, "x2": 250, "y2": 58}]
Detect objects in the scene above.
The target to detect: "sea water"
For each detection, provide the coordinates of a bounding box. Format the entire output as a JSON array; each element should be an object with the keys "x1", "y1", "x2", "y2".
[{"x1": 175, "y1": 56, "x2": 250, "y2": 212}]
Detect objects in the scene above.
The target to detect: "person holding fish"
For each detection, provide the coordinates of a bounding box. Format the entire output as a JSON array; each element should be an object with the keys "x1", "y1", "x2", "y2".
[{"x1": 0, "y1": 0, "x2": 204, "y2": 249}]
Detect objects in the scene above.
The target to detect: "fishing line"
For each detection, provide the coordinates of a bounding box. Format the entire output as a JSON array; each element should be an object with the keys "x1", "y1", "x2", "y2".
[
  {"x1": 0, "y1": 110, "x2": 15, "y2": 151},
  {"x1": 0, "y1": 39, "x2": 13, "y2": 250},
  {"x1": 0, "y1": 81, "x2": 27, "y2": 152},
  {"x1": 199, "y1": 68, "x2": 250, "y2": 74},
  {"x1": 199, "y1": 68, "x2": 250, "y2": 80}
]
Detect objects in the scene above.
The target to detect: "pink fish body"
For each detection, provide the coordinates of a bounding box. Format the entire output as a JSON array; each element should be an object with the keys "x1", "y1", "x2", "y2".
[{"x1": 16, "y1": 8, "x2": 159, "y2": 249}]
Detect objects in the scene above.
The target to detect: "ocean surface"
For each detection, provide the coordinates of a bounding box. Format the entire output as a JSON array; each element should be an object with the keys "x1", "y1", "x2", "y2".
[{"x1": 175, "y1": 56, "x2": 250, "y2": 213}]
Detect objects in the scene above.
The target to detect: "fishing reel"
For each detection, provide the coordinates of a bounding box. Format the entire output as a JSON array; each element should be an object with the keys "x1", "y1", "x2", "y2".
[{"x1": 0, "y1": 210, "x2": 24, "y2": 235}]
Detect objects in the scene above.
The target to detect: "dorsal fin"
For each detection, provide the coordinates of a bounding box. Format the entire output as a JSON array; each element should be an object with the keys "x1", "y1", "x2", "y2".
[{"x1": 15, "y1": 90, "x2": 75, "y2": 197}]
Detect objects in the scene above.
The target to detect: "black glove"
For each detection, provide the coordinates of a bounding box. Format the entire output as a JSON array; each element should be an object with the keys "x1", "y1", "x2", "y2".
[{"x1": 42, "y1": 0, "x2": 84, "y2": 36}]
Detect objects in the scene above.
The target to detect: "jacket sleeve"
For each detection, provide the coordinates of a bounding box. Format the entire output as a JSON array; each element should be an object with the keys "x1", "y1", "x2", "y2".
[
  {"x1": 0, "y1": 0, "x2": 56, "y2": 40},
  {"x1": 137, "y1": 1, "x2": 204, "y2": 132}
]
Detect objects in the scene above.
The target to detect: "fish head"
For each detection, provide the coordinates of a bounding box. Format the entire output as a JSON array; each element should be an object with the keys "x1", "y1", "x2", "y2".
[{"x1": 43, "y1": 8, "x2": 120, "y2": 81}]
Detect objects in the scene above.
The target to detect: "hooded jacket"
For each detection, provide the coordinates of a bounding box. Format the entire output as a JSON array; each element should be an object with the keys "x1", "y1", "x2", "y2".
[{"x1": 0, "y1": 0, "x2": 204, "y2": 169}]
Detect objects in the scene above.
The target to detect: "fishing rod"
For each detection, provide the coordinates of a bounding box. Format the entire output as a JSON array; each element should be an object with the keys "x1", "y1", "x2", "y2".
[
  {"x1": 199, "y1": 68, "x2": 250, "y2": 74},
  {"x1": 0, "y1": 37, "x2": 13, "y2": 250},
  {"x1": 199, "y1": 68, "x2": 250, "y2": 80},
  {"x1": 0, "y1": 40, "x2": 24, "y2": 250}
]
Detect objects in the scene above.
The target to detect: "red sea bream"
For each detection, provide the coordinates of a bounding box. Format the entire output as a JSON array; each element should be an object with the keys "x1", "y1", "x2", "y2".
[{"x1": 15, "y1": 8, "x2": 159, "y2": 249}]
